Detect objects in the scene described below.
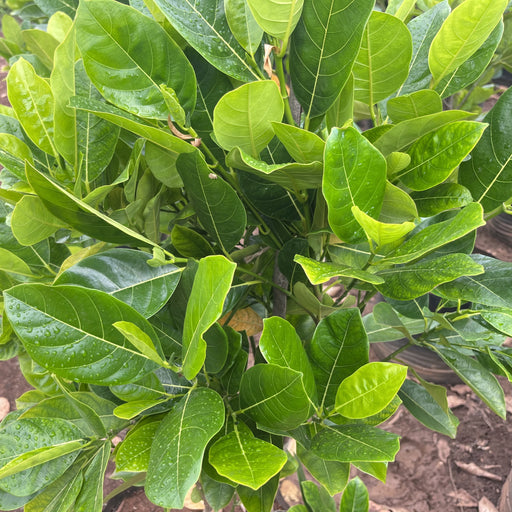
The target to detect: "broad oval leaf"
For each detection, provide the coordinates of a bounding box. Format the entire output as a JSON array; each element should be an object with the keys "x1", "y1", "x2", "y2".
[
  {"x1": 353, "y1": 11, "x2": 412, "y2": 105},
  {"x1": 271, "y1": 122, "x2": 324, "y2": 163},
  {"x1": 152, "y1": 0, "x2": 259, "y2": 81},
  {"x1": 238, "y1": 475, "x2": 280, "y2": 512},
  {"x1": 209, "y1": 422, "x2": 287, "y2": 489},
  {"x1": 225, "y1": 0, "x2": 263, "y2": 56},
  {"x1": 301, "y1": 480, "x2": 336, "y2": 512},
  {"x1": 396, "y1": 121, "x2": 486, "y2": 191},
  {"x1": 289, "y1": 0, "x2": 374, "y2": 119},
  {"x1": 76, "y1": 0, "x2": 196, "y2": 120},
  {"x1": 145, "y1": 388, "x2": 225, "y2": 509},
  {"x1": 339, "y1": 477, "x2": 369, "y2": 512},
  {"x1": 459, "y1": 87, "x2": 512, "y2": 212},
  {"x1": 428, "y1": 0, "x2": 508, "y2": 84},
  {"x1": 247, "y1": 0, "x2": 303, "y2": 41},
  {"x1": 335, "y1": 362, "x2": 407, "y2": 419},
  {"x1": 239, "y1": 364, "x2": 311, "y2": 430},
  {"x1": 55, "y1": 248, "x2": 182, "y2": 318},
  {"x1": 213, "y1": 81, "x2": 284, "y2": 157},
  {"x1": 387, "y1": 90, "x2": 443, "y2": 124},
  {"x1": 411, "y1": 183, "x2": 473, "y2": 217},
  {"x1": 323, "y1": 127, "x2": 387, "y2": 244},
  {"x1": 4, "y1": 284, "x2": 161, "y2": 385}
]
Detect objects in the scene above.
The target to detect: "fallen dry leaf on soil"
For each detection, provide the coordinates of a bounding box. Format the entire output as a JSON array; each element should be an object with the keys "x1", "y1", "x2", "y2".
[
  {"x1": 437, "y1": 438, "x2": 450, "y2": 463},
  {"x1": 448, "y1": 489, "x2": 478, "y2": 507},
  {"x1": 479, "y1": 496, "x2": 499, "y2": 512},
  {"x1": 455, "y1": 461, "x2": 503, "y2": 482},
  {"x1": 280, "y1": 479, "x2": 301, "y2": 506},
  {"x1": 451, "y1": 384, "x2": 472, "y2": 396},
  {"x1": 447, "y1": 394, "x2": 466, "y2": 409},
  {"x1": 0, "y1": 397, "x2": 9, "y2": 421},
  {"x1": 369, "y1": 502, "x2": 409, "y2": 512}
]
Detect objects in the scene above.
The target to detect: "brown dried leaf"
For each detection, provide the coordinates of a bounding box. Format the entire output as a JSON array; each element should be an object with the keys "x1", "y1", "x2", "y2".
[
  {"x1": 447, "y1": 394, "x2": 466, "y2": 409},
  {"x1": 220, "y1": 307, "x2": 263, "y2": 336},
  {"x1": 263, "y1": 44, "x2": 274, "y2": 78},
  {"x1": 437, "y1": 438, "x2": 450, "y2": 463},
  {"x1": 0, "y1": 397, "x2": 9, "y2": 421},
  {"x1": 451, "y1": 384, "x2": 472, "y2": 396},
  {"x1": 455, "y1": 461, "x2": 504, "y2": 482},
  {"x1": 448, "y1": 489, "x2": 478, "y2": 507},
  {"x1": 479, "y1": 497, "x2": 499, "y2": 512}
]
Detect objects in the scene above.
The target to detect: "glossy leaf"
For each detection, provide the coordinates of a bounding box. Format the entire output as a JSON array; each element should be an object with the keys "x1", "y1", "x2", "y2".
[
  {"x1": 411, "y1": 183, "x2": 473, "y2": 217},
  {"x1": 301, "y1": 481, "x2": 336, "y2": 512},
  {"x1": 201, "y1": 472, "x2": 236, "y2": 511},
  {"x1": 182, "y1": 255, "x2": 236, "y2": 380},
  {"x1": 380, "y1": 182, "x2": 419, "y2": 223},
  {"x1": 376, "y1": 253, "x2": 483, "y2": 300},
  {"x1": 213, "y1": 81, "x2": 283, "y2": 157},
  {"x1": 289, "y1": 0, "x2": 374, "y2": 118},
  {"x1": 113, "y1": 399, "x2": 165, "y2": 419},
  {"x1": 55, "y1": 248, "x2": 182, "y2": 318},
  {"x1": 152, "y1": 0, "x2": 259, "y2": 81},
  {"x1": 4, "y1": 284, "x2": 161, "y2": 385},
  {"x1": 335, "y1": 362, "x2": 407, "y2": 419},
  {"x1": 396, "y1": 121, "x2": 486, "y2": 191},
  {"x1": 238, "y1": 475, "x2": 279, "y2": 512},
  {"x1": 311, "y1": 424, "x2": 400, "y2": 462},
  {"x1": 323, "y1": 127, "x2": 387, "y2": 244},
  {"x1": 271, "y1": 122, "x2": 324, "y2": 163},
  {"x1": 387, "y1": 90, "x2": 443, "y2": 123},
  {"x1": 353, "y1": 11, "x2": 412, "y2": 105},
  {"x1": 145, "y1": 388, "x2": 225, "y2": 509},
  {"x1": 247, "y1": 0, "x2": 302, "y2": 41},
  {"x1": 177, "y1": 151, "x2": 247, "y2": 252},
  {"x1": 22, "y1": 29, "x2": 59, "y2": 70},
  {"x1": 459, "y1": 87, "x2": 512, "y2": 212},
  {"x1": 171, "y1": 225, "x2": 214, "y2": 258},
  {"x1": 209, "y1": 422, "x2": 287, "y2": 489},
  {"x1": 339, "y1": 477, "x2": 369, "y2": 512},
  {"x1": 308, "y1": 309, "x2": 369, "y2": 409},
  {"x1": 225, "y1": 0, "x2": 263, "y2": 56},
  {"x1": 428, "y1": 0, "x2": 507, "y2": 84},
  {"x1": 34, "y1": 0, "x2": 78, "y2": 17},
  {"x1": 398, "y1": 378, "x2": 458, "y2": 438},
  {"x1": 76, "y1": 0, "x2": 196, "y2": 120}
]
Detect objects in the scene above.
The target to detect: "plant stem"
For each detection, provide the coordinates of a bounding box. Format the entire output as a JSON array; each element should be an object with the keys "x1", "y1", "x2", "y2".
[
  {"x1": 381, "y1": 340, "x2": 414, "y2": 362},
  {"x1": 274, "y1": 53, "x2": 295, "y2": 126},
  {"x1": 103, "y1": 472, "x2": 146, "y2": 503}
]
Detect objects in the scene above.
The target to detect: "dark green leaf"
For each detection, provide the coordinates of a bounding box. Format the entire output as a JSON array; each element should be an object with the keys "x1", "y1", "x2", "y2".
[
  {"x1": 225, "y1": 0, "x2": 263, "y2": 56},
  {"x1": 171, "y1": 225, "x2": 214, "y2": 258},
  {"x1": 412, "y1": 183, "x2": 473, "y2": 217},
  {"x1": 201, "y1": 471, "x2": 236, "y2": 511},
  {"x1": 204, "y1": 323, "x2": 229, "y2": 374},
  {"x1": 339, "y1": 477, "x2": 369, "y2": 512},
  {"x1": 238, "y1": 475, "x2": 279, "y2": 512},
  {"x1": 301, "y1": 480, "x2": 336, "y2": 512}
]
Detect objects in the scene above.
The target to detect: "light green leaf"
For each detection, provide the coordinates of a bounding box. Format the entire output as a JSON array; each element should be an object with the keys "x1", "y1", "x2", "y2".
[
  {"x1": 4, "y1": 284, "x2": 161, "y2": 385},
  {"x1": 247, "y1": 0, "x2": 303, "y2": 41},
  {"x1": 379, "y1": 182, "x2": 418, "y2": 223},
  {"x1": 376, "y1": 253, "x2": 483, "y2": 300},
  {"x1": 0, "y1": 248, "x2": 39, "y2": 279},
  {"x1": 308, "y1": 309, "x2": 369, "y2": 410},
  {"x1": 113, "y1": 399, "x2": 165, "y2": 419},
  {"x1": 76, "y1": 0, "x2": 196, "y2": 120},
  {"x1": 209, "y1": 422, "x2": 287, "y2": 489},
  {"x1": 146, "y1": 388, "x2": 225, "y2": 509},
  {"x1": 182, "y1": 255, "x2": 236, "y2": 380},
  {"x1": 225, "y1": 0, "x2": 263, "y2": 56},
  {"x1": 311, "y1": 424, "x2": 400, "y2": 462},
  {"x1": 47, "y1": 12, "x2": 73, "y2": 43},
  {"x1": 387, "y1": 90, "x2": 443, "y2": 123},
  {"x1": 289, "y1": 0, "x2": 374, "y2": 118},
  {"x1": 213, "y1": 81, "x2": 283, "y2": 157},
  {"x1": 301, "y1": 481, "x2": 336, "y2": 512},
  {"x1": 323, "y1": 127, "x2": 387, "y2": 243},
  {"x1": 353, "y1": 11, "x2": 412, "y2": 105},
  {"x1": 352, "y1": 461, "x2": 387, "y2": 483},
  {"x1": 21, "y1": 29, "x2": 59, "y2": 70},
  {"x1": 411, "y1": 183, "x2": 473, "y2": 217},
  {"x1": 271, "y1": 122, "x2": 324, "y2": 163},
  {"x1": 335, "y1": 362, "x2": 407, "y2": 419},
  {"x1": 429, "y1": 0, "x2": 507, "y2": 84},
  {"x1": 152, "y1": 0, "x2": 259, "y2": 81},
  {"x1": 395, "y1": 121, "x2": 486, "y2": 191},
  {"x1": 339, "y1": 477, "x2": 369, "y2": 512},
  {"x1": 177, "y1": 151, "x2": 247, "y2": 252},
  {"x1": 0, "y1": 133, "x2": 34, "y2": 181}
]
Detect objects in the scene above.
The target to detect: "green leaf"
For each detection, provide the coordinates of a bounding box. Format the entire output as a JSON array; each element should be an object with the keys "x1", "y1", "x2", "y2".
[
  {"x1": 395, "y1": 121, "x2": 486, "y2": 191},
  {"x1": 177, "y1": 151, "x2": 247, "y2": 252},
  {"x1": 308, "y1": 309, "x2": 369, "y2": 410},
  {"x1": 429, "y1": 345, "x2": 506, "y2": 419},
  {"x1": 376, "y1": 253, "x2": 483, "y2": 300},
  {"x1": 271, "y1": 122, "x2": 324, "y2": 163},
  {"x1": 152, "y1": 0, "x2": 259, "y2": 81},
  {"x1": 353, "y1": 11, "x2": 412, "y2": 105},
  {"x1": 113, "y1": 399, "x2": 165, "y2": 419},
  {"x1": 352, "y1": 461, "x2": 387, "y2": 483},
  {"x1": 335, "y1": 362, "x2": 407, "y2": 419},
  {"x1": 213, "y1": 81, "x2": 283, "y2": 157},
  {"x1": 0, "y1": 248, "x2": 39, "y2": 279},
  {"x1": 398, "y1": 378, "x2": 458, "y2": 438},
  {"x1": 240, "y1": 364, "x2": 311, "y2": 430},
  {"x1": 146, "y1": 388, "x2": 225, "y2": 509},
  {"x1": 238, "y1": 475, "x2": 279, "y2": 512},
  {"x1": 22, "y1": 29, "x2": 59, "y2": 70},
  {"x1": 311, "y1": 424, "x2": 400, "y2": 463},
  {"x1": 387, "y1": 90, "x2": 443, "y2": 123},
  {"x1": 0, "y1": 133, "x2": 34, "y2": 181},
  {"x1": 323, "y1": 127, "x2": 387, "y2": 244},
  {"x1": 373, "y1": 110, "x2": 475, "y2": 156},
  {"x1": 11, "y1": 196, "x2": 63, "y2": 246},
  {"x1": 339, "y1": 477, "x2": 369, "y2": 512},
  {"x1": 383, "y1": 203, "x2": 485, "y2": 265},
  {"x1": 204, "y1": 323, "x2": 229, "y2": 374},
  {"x1": 182, "y1": 255, "x2": 236, "y2": 380},
  {"x1": 209, "y1": 422, "x2": 287, "y2": 489},
  {"x1": 379, "y1": 182, "x2": 419, "y2": 223},
  {"x1": 34, "y1": 0, "x2": 78, "y2": 17},
  {"x1": 296, "y1": 443, "x2": 349, "y2": 496},
  {"x1": 301, "y1": 480, "x2": 336, "y2": 512},
  {"x1": 0, "y1": 489, "x2": 34, "y2": 511},
  {"x1": 293, "y1": 255, "x2": 384, "y2": 286},
  {"x1": 55, "y1": 248, "x2": 182, "y2": 318},
  {"x1": 201, "y1": 471, "x2": 236, "y2": 511},
  {"x1": 411, "y1": 183, "x2": 473, "y2": 217},
  {"x1": 259, "y1": 316, "x2": 317, "y2": 403},
  {"x1": 171, "y1": 225, "x2": 214, "y2": 258},
  {"x1": 76, "y1": 0, "x2": 196, "y2": 120},
  {"x1": 289, "y1": 0, "x2": 374, "y2": 118},
  {"x1": 4, "y1": 284, "x2": 161, "y2": 385},
  {"x1": 459, "y1": 87, "x2": 512, "y2": 212},
  {"x1": 246, "y1": 0, "x2": 303, "y2": 41},
  {"x1": 225, "y1": 0, "x2": 263, "y2": 56},
  {"x1": 227, "y1": 147, "x2": 322, "y2": 190},
  {"x1": 428, "y1": 0, "x2": 507, "y2": 84},
  {"x1": 0, "y1": 418, "x2": 84, "y2": 496},
  {"x1": 47, "y1": 12, "x2": 73, "y2": 43},
  {"x1": 7, "y1": 58, "x2": 56, "y2": 156}
]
